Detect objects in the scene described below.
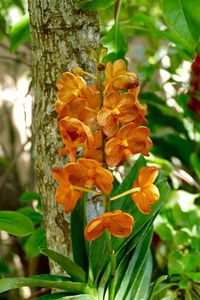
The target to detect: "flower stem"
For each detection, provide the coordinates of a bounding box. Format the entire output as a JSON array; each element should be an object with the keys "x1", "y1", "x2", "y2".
[
  {"x1": 110, "y1": 187, "x2": 141, "y2": 201},
  {"x1": 73, "y1": 186, "x2": 102, "y2": 195}
]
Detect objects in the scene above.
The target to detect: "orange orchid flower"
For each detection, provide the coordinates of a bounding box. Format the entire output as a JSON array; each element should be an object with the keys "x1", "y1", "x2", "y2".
[
  {"x1": 85, "y1": 210, "x2": 134, "y2": 241},
  {"x1": 131, "y1": 166, "x2": 160, "y2": 214},
  {"x1": 65, "y1": 158, "x2": 114, "y2": 194},
  {"x1": 58, "y1": 117, "x2": 94, "y2": 160},
  {"x1": 52, "y1": 166, "x2": 82, "y2": 213},
  {"x1": 105, "y1": 122, "x2": 153, "y2": 167},
  {"x1": 56, "y1": 83, "x2": 99, "y2": 127},
  {"x1": 104, "y1": 59, "x2": 139, "y2": 91},
  {"x1": 55, "y1": 72, "x2": 87, "y2": 116},
  {"x1": 97, "y1": 91, "x2": 147, "y2": 137},
  {"x1": 83, "y1": 130, "x2": 103, "y2": 162}
]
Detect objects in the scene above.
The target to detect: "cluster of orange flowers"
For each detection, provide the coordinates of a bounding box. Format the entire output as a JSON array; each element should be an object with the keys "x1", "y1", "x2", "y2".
[{"x1": 52, "y1": 59, "x2": 160, "y2": 241}]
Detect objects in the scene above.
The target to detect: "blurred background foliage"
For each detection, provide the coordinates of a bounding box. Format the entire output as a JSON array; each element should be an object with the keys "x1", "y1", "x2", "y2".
[{"x1": 0, "y1": 0, "x2": 200, "y2": 299}]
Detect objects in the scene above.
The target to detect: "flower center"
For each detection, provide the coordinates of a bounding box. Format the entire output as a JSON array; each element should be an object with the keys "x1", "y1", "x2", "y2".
[
  {"x1": 111, "y1": 107, "x2": 120, "y2": 115},
  {"x1": 103, "y1": 216, "x2": 111, "y2": 229},
  {"x1": 121, "y1": 139, "x2": 128, "y2": 148},
  {"x1": 74, "y1": 88, "x2": 80, "y2": 96}
]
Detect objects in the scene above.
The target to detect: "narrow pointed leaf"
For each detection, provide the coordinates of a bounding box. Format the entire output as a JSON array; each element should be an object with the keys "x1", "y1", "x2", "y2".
[
  {"x1": 0, "y1": 211, "x2": 34, "y2": 237},
  {"x1": 0, "y1": 275, "x2": 92, "y2": 294},
  {"x1": 71, "y1": 194, "x2": 88, "y2": 271},
  {"x1": 115, "y1": 228, "x2": 153, "y2": 299},
  {"x1": 37, "y1": 293, "x2": 96, "y2": 300},
  {"x1": 40, "y1": 248, "x2": 87, "y2": 283}
]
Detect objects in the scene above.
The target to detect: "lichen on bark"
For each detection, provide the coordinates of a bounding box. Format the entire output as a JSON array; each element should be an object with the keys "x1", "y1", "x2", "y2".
[{"x1": 28, "y1": 0, "x2": 100, "y2": 274}]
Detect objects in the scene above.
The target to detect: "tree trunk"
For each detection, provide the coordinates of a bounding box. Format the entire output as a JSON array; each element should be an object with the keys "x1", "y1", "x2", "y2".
[{"x1": 28, "y1": 0, "x2": 100, "y2": 274}]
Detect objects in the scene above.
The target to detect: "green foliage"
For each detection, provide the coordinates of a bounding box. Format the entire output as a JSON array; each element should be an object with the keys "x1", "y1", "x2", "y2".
[
  {"x1": 161, "y1": 0, "x2": 200, "y2": 51},
  {"x1": 0, "y1": 211, "x2": 34, "y2": 237},
  {"x1": 76, "y1": 0, "x2": 114, "y2": 11},
  {"x1": 40, "y1": 248, "x2": 87, "y2": 283},
  {"x1": 10, "y1": 14, "x2": 30, "y2": 51},
  {"x1": 0, "y1": 156, "x2": 170, "y2": 299}
]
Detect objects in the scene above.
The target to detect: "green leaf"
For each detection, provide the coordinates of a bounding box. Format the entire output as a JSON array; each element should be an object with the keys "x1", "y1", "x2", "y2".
[
  {"x1": 115, "y1": 228, "x2": 153, "y2": 299},
  {"x1": 37, "y1": 293, "x2": 96, "y2": 300},
  {"x1": 154, "y1": 221, "x2": 174, "y2": 242},
  {"x1": 0, "y1": 260, "x2": 11, "y2": 275},
  {"x1": 91, "y1": 156, "x2": 146, "y2": 278},
  {"x1": 10, "y1": 14, "x2": 30, "y2": 52},
  {"x1": 102, "y1": 25, "x2": 128, "y2": 60},
  {"x1": 20, "y1": 192, "x2": 41, "y2": 205},
  {"x1": 17, "y1": 207, "x2": 43, "y2": 225},
  {"x1": 0, "y1": 274, "x2": 93, "y2": 294},
  {"x1": 40, "y1": 248, "x2": 87, "y2": 283},
  {"x1": 186, "y1": 272, "x2": 200, "y2": 282},
  {"x1": 71, "y1": 194, "x2": 88, "y2": 271},
  {"x1": 126, "y1": 251, "x2": 152, "y2": 300},
  {"x1": 148, "y1": 275, "x2": 168, "y2": 300},
  {"x1": 0, "y1": 211, "x2": 34, "y2": 237},
  {"x1": 76, "y1": 0, "x2": 114, "y2": 11},
  {"x1": 25, "y1": 227, "x2": 46, "y2": 258},
  {"x1": 173, "y1": 229, "x2": 191, "y2": 246},
  {"x1": 168, "y1": 251, "x2": 184, "y2": 275},
  {"x1": 161, "y1": 0, "x2": 200, "y2": 50}
]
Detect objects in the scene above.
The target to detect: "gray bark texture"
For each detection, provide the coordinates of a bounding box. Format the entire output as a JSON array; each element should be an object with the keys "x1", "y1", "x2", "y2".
[{"x1": 28, "y1": 0, "x2": 100, "y2": 274}]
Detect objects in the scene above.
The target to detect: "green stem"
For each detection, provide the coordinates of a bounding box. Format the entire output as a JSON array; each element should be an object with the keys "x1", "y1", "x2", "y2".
[
  {"x1": 83, "y1": 193, "x2": 94, "y2": 287},
  {"x1": 114, "y1": 0, "x2": 122, "y2": 53},
  {"x1": 105, "y1": 230, "x2": 116, "y2": 300}
]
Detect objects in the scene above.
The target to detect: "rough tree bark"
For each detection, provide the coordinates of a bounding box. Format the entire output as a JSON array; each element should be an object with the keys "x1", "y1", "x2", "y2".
[{"x1": 28, "y1": 0, "x2": 100, "y2": 274}]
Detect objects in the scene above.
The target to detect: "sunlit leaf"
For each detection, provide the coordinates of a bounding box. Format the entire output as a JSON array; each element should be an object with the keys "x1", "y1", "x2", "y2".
[
  {"x1": 0, "y1": 274, "x2": 92, "y2": 294},
  {"x1": 25, "y1": 227, "x2": 46, "y2": 258},
  {"x1": 161, "y1": 0, "x2": 200, "y2": 50},
  {"x1": 76, "y1": 0, "x2": 114, "y2": 11},
  {"x1": 10, "y1": 14, "x2": 30, "y2": 52},
  {"x1": 0, "y1": 211, "x2": 34, "y2": 237},
  {"x1": 40, "y1": 248, "x2": 87, "y2": 283}
]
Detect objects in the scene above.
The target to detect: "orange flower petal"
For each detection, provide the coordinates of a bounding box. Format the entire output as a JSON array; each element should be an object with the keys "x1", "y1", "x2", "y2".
[
  {"x1": 84, "y1": 218, "x2": 104, "y2": 241},
  {"x1": 97, "y1": 108, "x2": 111, "y2": 127},
  {"x1": 143, "y1": 185, "x2": 160, "y2": 204},
  {"x1": 104, "y1": 91, "x2": 120, "y2": 109},
  {"x1": 55, "y1": 184, "x2": 81, "y2": 213},
  {"x1": 65, "y1": 163, "x2": 87, "y2": 187},
  {"x1": 112, "y1": 59, "x2": 127, "y2": 76},
  {"x1": 95, "y1": 167, "x2": 114, "y2": 194},
  {"x1": 109, "y1": 211, "x2": 134, "y2": 237},
  {"x1": 131, "y1": 191, "x2": 151, "y2": 214},
  {"x1": 137, "y1": 166, "x2": 159, "y2": 187}
]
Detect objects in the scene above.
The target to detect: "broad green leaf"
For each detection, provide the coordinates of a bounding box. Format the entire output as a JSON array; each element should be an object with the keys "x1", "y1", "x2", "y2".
[
  {"x1": 168, "y1": 251, "x2": 184, "y2": 275},
  {"x1": 155, "y1": 222, "x2": 174, "y2": 242},
  {"x1": 71, "y1": 194, "x2": 88, "y2": 271},
  {"x1": 186, "y1": 272, "x2": 200, "y2": 282},
  {"x1": 10, "y1": 14, "x2": 30, "y2": 52},
  {"x1": 161, "y1": 0, "x2": 200, "y2": 50},
  {"x1": 173, "y1": 229, "x2": 191, "y2": 246},
  {"x1": 0, "y1": 211, "x2": 34, "y2": 237},
  {"x1": 0, "y1": 274, "x2": 93, "y2": 294},
  {"x1": 40, "y1": 248, "x2": 87, "y2": 283},
  {"x1": 76, "y1": 0, "x2": 114, "y2": 11},
  {"x1": 25, "y1": 227, "x2": 46, "y2": 258},
  {"x1": 0, "y1": 260, "x2": 10, "y2": 275},
  {"x1": 102, "y1": 25, "x2": 128, "y2": 61},
  {"x1": 17, "y1": 207, "x2": 43, "y2": 225},
  {"x1": 37, "y1": 293, "x2": 96, "y2": 300},
  {"x1": 20, "y1": 192, "x2": 41, "y2": 205}
]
